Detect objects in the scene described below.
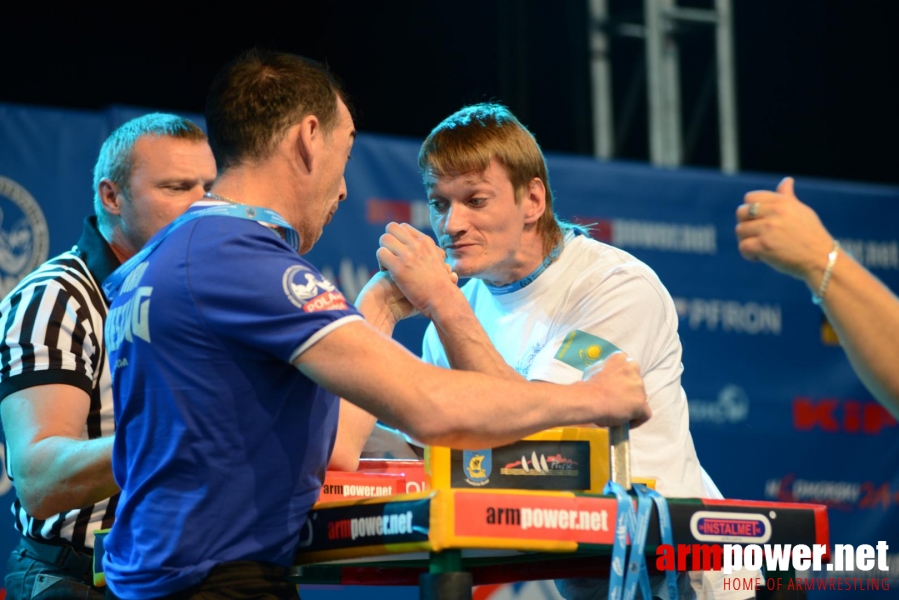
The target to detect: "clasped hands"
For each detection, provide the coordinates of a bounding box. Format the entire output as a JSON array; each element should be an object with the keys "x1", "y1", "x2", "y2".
[{"x1": 362, "y1": 222, "x2": 459, "y2": 325}]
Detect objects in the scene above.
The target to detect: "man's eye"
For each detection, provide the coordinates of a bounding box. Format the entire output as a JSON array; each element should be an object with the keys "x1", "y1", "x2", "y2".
[
  {"x1": 469, "y1": 198, "x2": 486, "y2": 207},
  {"x1": 428, "y1": 200, "x2": 448, "y2": 213}
]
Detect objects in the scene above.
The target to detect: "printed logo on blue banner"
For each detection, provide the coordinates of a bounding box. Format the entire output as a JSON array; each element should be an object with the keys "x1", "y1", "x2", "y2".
[
  {"x1": 0, "y1": 176, "x2": 49, "y2": 298},
  {"x1": 463, "y1": 449, "x2": 491, "y2": 486},
  {"x1": 690, "y1": 511, "x2": 771, "y2": 544}
]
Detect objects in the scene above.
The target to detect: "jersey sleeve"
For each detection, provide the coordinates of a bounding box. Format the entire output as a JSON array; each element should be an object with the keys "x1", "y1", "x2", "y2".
[
  {"x1": 527, "y1": 258, "x2": 679, "y2": 389},
  {"x1": 0, "y1": 264, "x2": 102, "y2": 399},
  {"x1": 186, "y1": 222, "x2": 363, "y2": 365}
]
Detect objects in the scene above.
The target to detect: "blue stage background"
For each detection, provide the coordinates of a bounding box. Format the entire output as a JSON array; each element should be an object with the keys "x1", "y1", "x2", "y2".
[{"x1": 1, "y1": 103, "x2": 896, "y2": 598}]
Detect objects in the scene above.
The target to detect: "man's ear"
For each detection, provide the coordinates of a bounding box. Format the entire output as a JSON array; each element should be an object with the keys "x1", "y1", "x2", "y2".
[
  {"x1": 98, "y1": 179, "x2": 123, "y2": 216},
  {"x1": 522, "y1": 177, "x2": 546, "y2": 225},
  {"x1": 293, "y1": 114, "x2": 321, "y2": 174}
]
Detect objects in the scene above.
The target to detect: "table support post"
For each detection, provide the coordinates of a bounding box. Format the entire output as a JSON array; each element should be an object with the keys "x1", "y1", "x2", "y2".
[{"x1": 420, "y1": 550, "x2": 472, "y2": 600}]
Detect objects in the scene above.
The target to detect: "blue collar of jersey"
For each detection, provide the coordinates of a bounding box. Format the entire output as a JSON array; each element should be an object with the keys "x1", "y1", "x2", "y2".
[
  {"x1": 485, "y1": 228, "x2": 580, "y2": 295},
  {"x1": 102, "y1": 203, "x2": 300, "y2": 302}
]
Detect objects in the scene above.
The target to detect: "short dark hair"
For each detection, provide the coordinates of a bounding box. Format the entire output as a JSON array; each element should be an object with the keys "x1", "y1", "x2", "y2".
[
  {"x1": 205, "y1": 49, "x2": 351, "y2": 173},
  {"x1": 93, "y1": 113, "x2": 206, "y2": 235}
]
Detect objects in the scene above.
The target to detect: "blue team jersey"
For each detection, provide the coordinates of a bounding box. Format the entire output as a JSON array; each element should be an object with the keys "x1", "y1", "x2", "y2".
[{"x1": 103, "y1": 208, "x2": 362, "y2": 598}]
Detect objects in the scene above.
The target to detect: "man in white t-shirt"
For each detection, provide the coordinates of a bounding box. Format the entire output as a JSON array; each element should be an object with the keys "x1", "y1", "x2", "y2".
[{"x1": 373, "y1": 103, "x2": 752, "y2": 600}]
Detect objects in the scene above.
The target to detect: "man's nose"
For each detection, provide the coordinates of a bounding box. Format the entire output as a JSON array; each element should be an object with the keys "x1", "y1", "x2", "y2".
[{"x1": 442, "y1": 203, "x2": 468, "y2": 237}]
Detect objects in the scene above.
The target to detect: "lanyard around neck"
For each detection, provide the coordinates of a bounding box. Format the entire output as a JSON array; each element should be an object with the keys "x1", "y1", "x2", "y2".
[
  {"x1": 103, "y1": 203, "x2": 300, "y2": 301},
  {"x1": 486, "y1": 228, "x2": 580, "y2": 295}
]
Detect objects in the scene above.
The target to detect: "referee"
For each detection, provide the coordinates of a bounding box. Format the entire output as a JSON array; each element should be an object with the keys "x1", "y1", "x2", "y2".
[{"x1": 0, "y1": 113, "x2": 215, "y2": 599}]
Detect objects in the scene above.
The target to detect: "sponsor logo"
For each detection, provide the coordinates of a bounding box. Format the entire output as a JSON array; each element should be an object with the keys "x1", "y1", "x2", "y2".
[
  {"x1": 366, "y1": 198, "x2": 430, "y2": 230},
  {"x1": 765, "y1": 473, "x2": 899, "y2": 511},
  {"x1": 326, "y1": 511, "x2": 415, "y2": 541},
  {"x1": 575, "y1": 217, "x2": 717, "y2": 255},
  {"x1": 303, "y1": 291, "x2": 348, "y2": 313},
  {"x1": 690, "y1": 511, "x2": 771, "y2": 543},
  {"x1": 282, "y1": 265, "x2": 342, "y2": 309},
  {"x1": 673, "y1": 296, "x2": 782, "y2": 335},
  {"x1": 657, "y1": 542, "x2": 892, "y2": 592},
  {"x1": 463, "y1": 449, "x2": 491, "y2": 486},
  {"x1": 838, "y1": 237, "x2": 899, "y2": 271},
  {"x1": 0, "y1": 176, "x2": 50, "y2": 298},
  {"x1": 320, "y1": 484, "x2": 394, "y2": 498},
  {"x1": 500, "y1": 452, "x2": 579, "y2": 477},
  {"x1": 689, "y1": 385, "x2": 750, "y2": 425},
  {"x1": 554, "y1": 330, "x2": 620, "y2": 372},
  {"x1": 515, "y1": 342, "x2": 544, "y2": 378},
  {"x1": 793, "y1": 397, "x2": 896, "y2": 435},
  {"x1": 765, "y1": 473, "x2": 859, "y2": 510}
]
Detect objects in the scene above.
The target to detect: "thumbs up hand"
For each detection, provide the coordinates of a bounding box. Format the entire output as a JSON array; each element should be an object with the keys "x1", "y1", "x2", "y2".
[{"x1": 735, "y1": 177, "x2": 836, "y2": 285}]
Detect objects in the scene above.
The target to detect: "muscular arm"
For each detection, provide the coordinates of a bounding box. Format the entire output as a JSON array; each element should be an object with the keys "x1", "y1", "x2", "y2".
[
  {"x1": 295, "y1": 321, "x2": 649, "y2": 449},
  {"x1": 1, "y1": 385, "x2": 118, "y2": 520},
  {"x1": 737, "y1": 177, "x2": 899, "y2": 417},
  {"x1": 328, "y1": 269, "x2": 432, "y2": 470},
  {"x1": 816, "y1": 256, "x2": 899, "y2": 417}
]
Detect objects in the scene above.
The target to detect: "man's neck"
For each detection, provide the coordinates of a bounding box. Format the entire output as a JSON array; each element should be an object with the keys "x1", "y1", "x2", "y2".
[
  {"x1": 481, "y1": 230, "x2": 548, "y2": 287},
  {"x1": 210, "y1": 161, "x2": 296, "y2": 217}
]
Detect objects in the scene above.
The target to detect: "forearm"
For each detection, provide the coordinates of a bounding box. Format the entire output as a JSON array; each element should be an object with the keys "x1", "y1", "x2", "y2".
[
  {"x1": 17, "y1": 435, "x2": 117, "y2": 519},
  {"x1": 811, "y1": 256, "x2": 899, "y2": 416},
  {"x1": 411, "y1": 369, "x2": 595, "y2": 447},
  {"x1": 326, "y1": 278, "x2": 402, "y2": 470},
  {"x1": 339, "y1": 351, "x2": 592, "y2": 448},
  {"x1": 428, "y1": 292, "x2": 523, "y2": 380},
  {"x1": 362, "y1": 423, "x2": 421, "y2": 459},
  {"x1": 329, "y1": 400, "x2": 378, "y2": 471}
]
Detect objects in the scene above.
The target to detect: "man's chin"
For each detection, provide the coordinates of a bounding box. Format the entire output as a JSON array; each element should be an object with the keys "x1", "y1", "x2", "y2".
[{"x1": 448, "y1": 261, "x2": 482, "y2": 280}]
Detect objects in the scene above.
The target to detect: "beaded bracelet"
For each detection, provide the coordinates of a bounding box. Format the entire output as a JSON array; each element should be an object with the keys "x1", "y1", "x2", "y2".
[{"x1": 812, "y1": 241, "x2": 840, "y2": 306}]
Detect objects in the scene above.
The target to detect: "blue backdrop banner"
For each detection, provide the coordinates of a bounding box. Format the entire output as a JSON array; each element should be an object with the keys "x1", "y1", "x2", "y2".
[{"x1": 0, "y1": 103, "x2": 896, "y2": 598}]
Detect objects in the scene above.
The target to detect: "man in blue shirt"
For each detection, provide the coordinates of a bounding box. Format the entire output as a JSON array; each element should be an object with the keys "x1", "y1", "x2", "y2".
[{"x1": 102, "y1": 50, "x2": 651, "y2": 599}]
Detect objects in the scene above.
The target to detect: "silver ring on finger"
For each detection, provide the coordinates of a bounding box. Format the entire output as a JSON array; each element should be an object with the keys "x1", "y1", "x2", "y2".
[{"x1": 748, "y1": 202, "x2": 760, "y2": 218}]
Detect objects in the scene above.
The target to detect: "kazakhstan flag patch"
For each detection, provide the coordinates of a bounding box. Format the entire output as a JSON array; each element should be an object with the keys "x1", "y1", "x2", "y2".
[{"x1": 554, "y1": 330, "x2": 621, "y2": 372}]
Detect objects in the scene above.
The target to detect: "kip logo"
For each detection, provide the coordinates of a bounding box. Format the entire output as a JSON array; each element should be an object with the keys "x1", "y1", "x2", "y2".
[
  {"x1": 555, "y1": 330, "x2": 620, "y2": 372},
  {"x1": 0, "y1": 176, "x2": 49, "y2": 299},
  {"x1": 463, "y1": 450, "x2": 491, "y2": 486},
  {"x1": 282, "y1": 265, "x2": 347, "y2": 312},
  {"x1": 793, "y1": 397, "x2": 896, "y2": 435},
  {"x1": 691, "y1": 512, "x2": 771, "y2": 544}
]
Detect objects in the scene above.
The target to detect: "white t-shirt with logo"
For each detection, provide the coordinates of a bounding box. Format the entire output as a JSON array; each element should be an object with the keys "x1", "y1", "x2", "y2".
[{"x1": 422, "y1": 234, "x2": 752, "y2": 599}]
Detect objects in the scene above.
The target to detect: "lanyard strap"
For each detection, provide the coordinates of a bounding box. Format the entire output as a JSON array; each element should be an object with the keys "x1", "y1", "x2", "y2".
[
  {"x1": 103, "y1": 204, "x2": 299, "y2": 300},
  {"x1": 605, "y1": 481, "x2": 635, "y2": 599},
  {"x1": 604, "y1": 482, "x2": 678, "y2": 600},
  {"x1": 623, "y1": 485, "x2": 653, "y2": 600},
  {"x1": 640, "y1": 483, "x2": 679, "y2": 600},
  {"x1": 486, "y1": 228, "x2": 580, "y2": 295}
]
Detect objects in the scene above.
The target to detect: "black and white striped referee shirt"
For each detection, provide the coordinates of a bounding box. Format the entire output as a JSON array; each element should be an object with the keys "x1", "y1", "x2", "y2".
[{"x1": 0, "y1": 217, "x2": 120, "y2": 551}]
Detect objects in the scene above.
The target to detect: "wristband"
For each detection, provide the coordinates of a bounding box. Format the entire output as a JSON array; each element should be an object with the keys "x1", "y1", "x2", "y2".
[{"x1": 812, "y1": 241, "x2": 840, "y2": 306}]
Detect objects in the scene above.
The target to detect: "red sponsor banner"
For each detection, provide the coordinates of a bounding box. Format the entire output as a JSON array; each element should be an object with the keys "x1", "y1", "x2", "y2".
[
  {"x1": 303, "y1": 291, "x2": 349, "y2": 313},
  {"x1": 358, "y1": 459, "x2": 429, "y2": 494},
  {"x1": 366, "y1": 198, "x2": 412, "y2": 224},
  {"x1": 453, "y1": 492, "x2": 617, "y2": 544},
  {"x1": 318, "y1": 471, "x2": 405, "y2": 503}
]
